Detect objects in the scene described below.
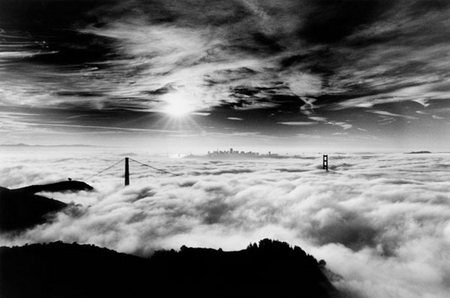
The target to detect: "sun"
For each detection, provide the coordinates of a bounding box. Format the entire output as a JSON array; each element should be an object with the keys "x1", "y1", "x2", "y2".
[
  {"x1": 163, "y1": 99, "x2": 190, "y2": 117},
  {"x1": 161, "y1": 93, "x2": 194, "y2": 118},
  {"x1": 155, "y1": 90, "x2": 205, "y2": 132}
]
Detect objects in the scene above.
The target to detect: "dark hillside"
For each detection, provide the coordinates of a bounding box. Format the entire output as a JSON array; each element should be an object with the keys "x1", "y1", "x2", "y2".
[
  {"x1": 0, "y1": 181, "x2": 92, "y2": 232},
  {"x1": 0, "y1": 239, "x2": 341, "y2": 298}
]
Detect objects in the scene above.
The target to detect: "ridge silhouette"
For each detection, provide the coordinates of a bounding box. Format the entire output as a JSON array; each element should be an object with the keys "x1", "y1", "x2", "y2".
[
  {"x1": 0, "y1": 239, "x2": 341, "y2": 298},
  {"x1": 13, "y1": 180, "x2": 93, "y2": 194},
  {"x1": 0, "y1": 180, "x2": 93, "y2": 232}
]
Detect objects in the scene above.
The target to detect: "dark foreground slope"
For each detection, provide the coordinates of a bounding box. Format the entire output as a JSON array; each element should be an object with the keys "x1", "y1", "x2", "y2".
[
  {"x1": 0, "y1": 239, "x2": 340, "y2": 298},
  {"x1": 0, "y1": 181, "x2": 92, "y2": 232}
]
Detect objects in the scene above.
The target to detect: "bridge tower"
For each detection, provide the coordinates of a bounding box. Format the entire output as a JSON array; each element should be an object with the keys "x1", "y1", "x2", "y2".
[
  {"x1": 124, "y1": 157, "x2": 130, "y2": 186},
  {"x1": 323, "y1": 155, "x2": 328, "y2": 172}
]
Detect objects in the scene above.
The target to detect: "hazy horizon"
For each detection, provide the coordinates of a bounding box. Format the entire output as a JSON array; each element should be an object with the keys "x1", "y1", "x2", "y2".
[{"x1": 1, "y1": 143, "x2": 447, "y2": 155}]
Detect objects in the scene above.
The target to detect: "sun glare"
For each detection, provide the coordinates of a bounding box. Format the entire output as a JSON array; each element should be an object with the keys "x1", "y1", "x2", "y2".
[
  {"x1": 162, "y1": 94, "x2": 193, "y2": 118},
  {"x1": 155, "y1": 90, "x2": 204, "y2": 132}
]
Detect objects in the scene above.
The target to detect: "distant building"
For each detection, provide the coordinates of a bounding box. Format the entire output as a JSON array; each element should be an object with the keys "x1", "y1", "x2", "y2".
[{"x1": 199, "y1": 149, "x2": 287, "y2": 160}]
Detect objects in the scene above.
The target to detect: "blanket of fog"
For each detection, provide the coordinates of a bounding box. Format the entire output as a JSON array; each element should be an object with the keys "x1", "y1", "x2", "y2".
[{"x1": 1, "y1": 148, "x2": 449, "y2": 298}]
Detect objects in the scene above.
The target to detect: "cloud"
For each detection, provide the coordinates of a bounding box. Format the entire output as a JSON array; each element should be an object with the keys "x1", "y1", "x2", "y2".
[
  {"x1": 28, "y1": 123, "x2": 174, "y2": 134},
  {"x1": 308, "y1": 116, "x2": 353, "y2": 130},
  {"x1": 309, "y1": 116, "x2": 327, "y2": 122},
  {"x1": 432, "y1": 115, "x2": 444, "y2": 120},
  {"x1": 1, "y1": 149, "x2": 450, "y2": 298},
  {"x1": 192, "y1": 112, "x2": 211, "y2": 116},
  {"x1": 288, "y1": 73, "x2": 323, "y2": 97},
  {"x1": 328, "y1": 121, "x2": 353, "y2": 130},
  {"x1": 277, "y1": 121, "x2": 317, "y2": 126},
  {"x1": 371, "y1": 110, "x2": 417, "y2": 120},
  {"x1": 227, "y1": 117, "x2": 243, "y2": 121},
  {"x1": 1, "y1": 0, "x2": 450, "y2": 142}
]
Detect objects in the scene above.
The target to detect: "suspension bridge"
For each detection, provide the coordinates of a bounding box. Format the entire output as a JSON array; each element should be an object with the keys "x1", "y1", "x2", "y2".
[
  {"x1": 85, "y1": 157, "x2": 179, "y2": 186},
  {"x1": 82, "y1": 155, "x2": 330, "y2": 186}
]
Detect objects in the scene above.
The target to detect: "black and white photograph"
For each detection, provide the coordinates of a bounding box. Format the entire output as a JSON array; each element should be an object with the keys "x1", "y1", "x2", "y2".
[{"x1": 1, "y1": 1, "x2": 449, "y2": 297}]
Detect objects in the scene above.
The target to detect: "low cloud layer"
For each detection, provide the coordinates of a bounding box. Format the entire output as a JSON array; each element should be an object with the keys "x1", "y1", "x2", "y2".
[{"x1": 1, "y1": 148, "x2": 449, "y2": 298}]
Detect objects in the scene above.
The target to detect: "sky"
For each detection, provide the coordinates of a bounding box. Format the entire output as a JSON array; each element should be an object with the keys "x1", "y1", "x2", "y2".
[
  {"x1": 1, "y1": 0, "x2": 450, "y2": 152},
  {"x1": 1, "y1": 150, "x2": 449, "y2": 298}
]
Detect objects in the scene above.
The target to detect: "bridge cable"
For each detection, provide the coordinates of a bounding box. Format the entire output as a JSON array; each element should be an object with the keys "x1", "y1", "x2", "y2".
[
  {"x1": 128, "y1": 158, "x2": 178, "y2": 175},
  {"x1": 85, "y1": 158, "x2": 125, "y2": 180}
]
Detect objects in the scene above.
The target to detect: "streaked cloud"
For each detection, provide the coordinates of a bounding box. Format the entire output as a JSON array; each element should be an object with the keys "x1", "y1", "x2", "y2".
[
  {"x1": 277, "y1": 121, "x2": 317, "y2": 126},
  {"x1": 0, "y1": 0, "x2": 449, "y2": 146},
  {"x1": 371, "y1": 110, "x2": 417, "y2": 120}
]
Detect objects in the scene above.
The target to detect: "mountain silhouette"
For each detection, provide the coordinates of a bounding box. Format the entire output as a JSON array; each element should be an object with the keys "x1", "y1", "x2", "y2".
[
  {"x1": 0, "y1": 239, "x2": 341, "y2": 298},
  {"x1": 0, "y1": 181, "x2": 93, "y2": 232}
]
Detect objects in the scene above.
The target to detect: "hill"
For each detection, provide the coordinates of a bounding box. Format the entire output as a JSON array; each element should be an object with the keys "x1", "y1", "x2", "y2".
[
  {"x1": 0, "y1": 239, "x2": 341, "y2": 298},
  {"x1": 0, "y1": 181, "x2": 92, "y2": 232}
]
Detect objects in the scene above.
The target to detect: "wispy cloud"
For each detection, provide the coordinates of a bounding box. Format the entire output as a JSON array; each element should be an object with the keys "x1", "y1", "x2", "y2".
[
  {"x1": 371, "y1": 110, "x2": 417, "y2": 120},
  {"x1": 0, "y1": 0, "x2": 449, "y2": 144},
  {"x1": 277, "y1": 121, "x2": 317, "y2": 126},
  {"x1": 308, "y1": 116, "x2": 353, "y2": 130}
]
